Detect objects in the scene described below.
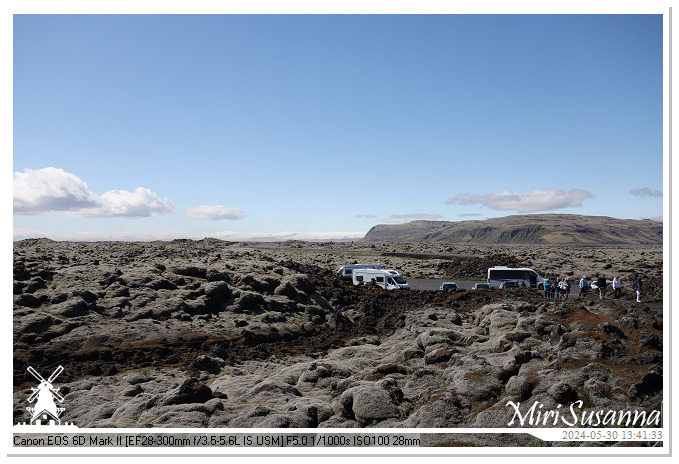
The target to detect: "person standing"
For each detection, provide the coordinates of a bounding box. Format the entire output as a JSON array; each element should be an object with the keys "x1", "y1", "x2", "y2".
[
  {"x1": 543, "y1": 278, "x2": 552, "y2": 298},
  {"x1": 333, "y1": 305, "x2": 346, "y2": 333},
  {"x1": 579, "y1": 276, "x2": 589, "y2": 298},
  {"x1": 563, "y1": 278, "x2": 571, "y2": 298},
  {"x1": 633, "y1": 275, "x2": 643, "y2": 303},
  {"x1": 555, "y1": 277, "x2": 562, "y2": 298},
  {"x1": 596, "y1": 275, "x2": 607, "y2": 300},
  {"x1": 612, "y1": 276, "x2": 622, "y2": 299}
]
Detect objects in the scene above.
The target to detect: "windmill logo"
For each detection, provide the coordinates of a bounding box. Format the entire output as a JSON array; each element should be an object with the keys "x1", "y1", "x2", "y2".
[{"x1": 16, "y1": 365, "x2": 76, "y2": 427}]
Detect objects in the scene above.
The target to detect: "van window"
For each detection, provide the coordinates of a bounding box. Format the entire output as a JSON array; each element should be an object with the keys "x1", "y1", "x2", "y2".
[
  {"x1": 376, "y1": 276, "x2": 384, "y2": 283},
  {"x1": 490, "y1": 269, "x2": 530, "y2": 280},
  {"x1": 356, "y1": 275, "x2": 364, "y2": 282}
]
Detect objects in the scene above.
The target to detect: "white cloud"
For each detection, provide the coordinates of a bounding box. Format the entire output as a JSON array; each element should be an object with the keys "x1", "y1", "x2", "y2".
[
  {"x1": 381, "y1": 212, "x2": 443, "y2": 224},
  {"x1": 13, "y1": 167, "x2": 99, "y2": 214},
  {"x1": 13, "y1": 228, "x2": 366, "y2": 242},
  {"x1": 225, "y1": 231, "x2": 365, "y2": 242},
  {"x1": 630, "y1": 188, "x2": 663, "y2": 198},
  {"x1": 185, "y1": 205, "x2": 247, "y2": 221},
  {"x1": 458, "y1": 213, "x2": 482, "y2": 217},
  {"x1": 446, "y1": 189, "x2": 593, "y2": 213},
  {"x1": 98, "y1": 188, "x2": 174, "y2": 218},
  {"x1": 13, "y1": 167, "x2": 174, "y2": 217}
]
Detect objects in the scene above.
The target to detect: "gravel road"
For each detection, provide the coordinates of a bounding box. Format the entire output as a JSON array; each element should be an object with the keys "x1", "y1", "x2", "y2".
[{"x1": 406, "y1": 278, "x2": 479, "y2": 291}]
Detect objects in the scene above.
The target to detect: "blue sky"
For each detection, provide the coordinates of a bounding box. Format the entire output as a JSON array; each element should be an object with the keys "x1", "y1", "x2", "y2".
[{"x1": 12, "y1": 12, "x2": 666, "y2": 241}]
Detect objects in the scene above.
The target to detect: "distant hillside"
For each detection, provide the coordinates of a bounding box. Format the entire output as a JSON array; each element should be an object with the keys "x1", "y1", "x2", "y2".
[{"x1": 361, "y1": 214, "x2": 663, "y2": 245}]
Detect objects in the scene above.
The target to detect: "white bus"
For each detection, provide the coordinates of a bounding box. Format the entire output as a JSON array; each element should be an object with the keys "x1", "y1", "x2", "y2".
[
  {"x1": 353, "y1": 269, "x2": 410, "y2": 290},
  {"x1": 487, "y1": 266, "x2": 546, "y2": 289}
]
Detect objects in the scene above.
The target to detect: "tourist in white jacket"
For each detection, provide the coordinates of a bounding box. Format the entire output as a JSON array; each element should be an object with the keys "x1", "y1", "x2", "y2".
[{"x1": 612, "y1": 276, "x2": 622, "y2": 299}]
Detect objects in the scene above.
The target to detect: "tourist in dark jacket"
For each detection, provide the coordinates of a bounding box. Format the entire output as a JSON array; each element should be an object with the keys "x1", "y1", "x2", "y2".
[
  {"x1": 633, "y1": 275, "x2": 643, "y2": 303},
  {"x1": 596, "y1": 275, "x2": 607, "y2": 300},
  {"x1": 333, "y1": 305, "x2": 347, "y2": 332}
]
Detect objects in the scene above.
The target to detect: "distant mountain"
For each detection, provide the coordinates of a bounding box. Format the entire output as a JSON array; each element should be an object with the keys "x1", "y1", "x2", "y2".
[{"x1": 361, "y1": 214, "x2": 663, "y2": 245}]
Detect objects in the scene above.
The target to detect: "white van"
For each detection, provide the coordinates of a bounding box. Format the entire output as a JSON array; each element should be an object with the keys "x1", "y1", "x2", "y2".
[
  {"x1": 353, "y1": 269, "x2": 410, "y2": 290},
  {"x1": 487, "y1": 266, "x2": 546, "y2": 289},
  {"x1": 336, "y1": 263, "x2": 381, "y2": 279}
]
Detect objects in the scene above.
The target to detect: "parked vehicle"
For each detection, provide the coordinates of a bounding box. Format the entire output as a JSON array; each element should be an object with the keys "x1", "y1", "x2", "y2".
[
  {"x1": 336, "y1": 264, "x2": 381, "y2": 279},
  {"x1": 500, "y1": 281, "x2": 519, "y2": 289},
  {"x1": 472, "y1": 283, "x2": 490, "y2": 290},
  {"x1": 590, "y1": 279, "x2": 613, "y2": 289},
  {"x1": 352, "y1": 269, "x2": 410, "y2": 290},
  {"x1": 440, "y1": 282, "x2": 458, "y2": 291},
  {"x1": 487, "y1": 267, "x2": 546, "y2": 289}
]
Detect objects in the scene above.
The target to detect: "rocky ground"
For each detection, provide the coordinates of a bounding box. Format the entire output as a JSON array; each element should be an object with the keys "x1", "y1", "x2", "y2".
[{"x1": 12, "y1": 239, "x2": 663, "y2": 447}]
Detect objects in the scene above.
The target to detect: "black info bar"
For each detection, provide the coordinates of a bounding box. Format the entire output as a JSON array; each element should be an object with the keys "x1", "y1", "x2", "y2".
[{"x1": 13, "y1": 433, "x2": 423, "y2": 448}]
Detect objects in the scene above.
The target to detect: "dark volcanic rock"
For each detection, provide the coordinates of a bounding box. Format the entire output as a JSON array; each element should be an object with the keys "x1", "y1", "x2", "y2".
[
  {"x1": 12, "y1": 239, "x2": 663, "y2": 434},
  {"x1": 171, "y1": 266, "x2": 207, "y2": 279},
  {"x1": 191, "y1": 355, "x2": 224, "y2": 374},
  {"x1": 51, "y1": 297, "x2": 89, "y2": 317},
  {"x1": 14, "y1": 293, "x2": 43, "y2": 308},
  {"x1": 203, "y1": 281, "x2": 232, "y2": 311},
  {"x1": 548, "y1": 381, "x2": 579, "y2": 404},
  {"x1": 633, "y1": 370, "x2": 663, "y2": 398},
  {"x1": 163, "y1": 378, "x2": 214, "y2": 405}
]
